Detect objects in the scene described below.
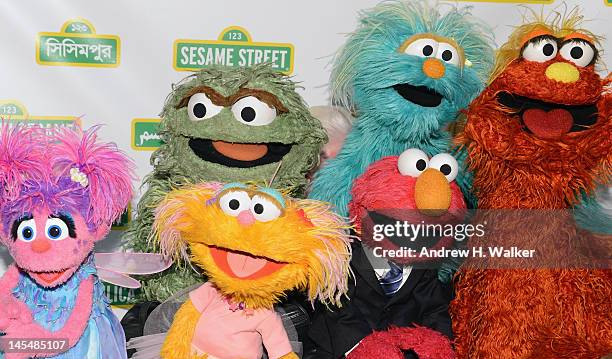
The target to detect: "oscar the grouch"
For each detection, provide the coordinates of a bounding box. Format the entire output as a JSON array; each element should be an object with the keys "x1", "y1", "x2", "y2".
[{"x1": 126, "y1": 64, "x2": 327, "y2": 301}]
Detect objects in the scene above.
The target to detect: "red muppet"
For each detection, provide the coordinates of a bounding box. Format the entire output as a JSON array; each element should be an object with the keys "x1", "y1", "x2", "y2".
[{"x1": 451, "y1": 11, "x2": 611, "y2": 359}]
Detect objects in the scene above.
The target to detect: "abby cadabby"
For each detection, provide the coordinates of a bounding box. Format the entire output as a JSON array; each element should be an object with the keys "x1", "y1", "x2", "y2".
[{"x1": 0, "y1": 125, "x2": 133, "y2": 359}]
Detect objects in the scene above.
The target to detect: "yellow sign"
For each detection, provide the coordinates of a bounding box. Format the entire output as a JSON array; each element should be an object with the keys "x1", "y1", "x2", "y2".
[
  {"x1": 0, "y1": 100, "x2": 81, "y2": 132},
  {"x1": 173, "y1": 26, "x2": 295, "y2": 74},
  {"x1": 36, "y1": 18, "x2": 121, "y2": 68}
]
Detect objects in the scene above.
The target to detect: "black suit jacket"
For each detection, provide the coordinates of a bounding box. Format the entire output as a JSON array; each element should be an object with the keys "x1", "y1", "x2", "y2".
[{"x1": 307, "y1": 241, "x2": 453, "y2": 358}]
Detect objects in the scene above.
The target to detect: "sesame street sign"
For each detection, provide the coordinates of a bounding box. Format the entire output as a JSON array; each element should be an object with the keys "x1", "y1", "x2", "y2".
[
  {"x1": 36, "y1": 18, "x2": 120, "y2": 67},
  {"x1": 173, "y1": 26, "x2": 294, "y2": 74},
  {"x1": 131, "y1": 118, "x2": 162, "y2": 151},
  {"x1": 0, "y1": 100, "x2": 81, "y2": 133}
]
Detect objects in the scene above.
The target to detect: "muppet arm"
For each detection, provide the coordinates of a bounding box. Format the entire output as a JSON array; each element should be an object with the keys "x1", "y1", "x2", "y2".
[
  {"x1": 2, "y1": 275, "x2": 94, "y2": 359},
  {"x1": 161, "y1": 299, "x2": 200, "y2": 359},
  {"x1": 0, "y1": 264, "x2": 20, "y2": 296},
  {"x1": 259, "y1": 312, "x2": 298, "y2": 359}
]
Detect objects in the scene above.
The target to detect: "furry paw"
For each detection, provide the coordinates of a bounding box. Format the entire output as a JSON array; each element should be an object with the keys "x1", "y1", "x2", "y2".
[
  {"x1": 0, "y1": 296, "x2": 32, "y2": 330},
  {"x1": 347, "y1": 326, "x2": 455, "y2": 359}
]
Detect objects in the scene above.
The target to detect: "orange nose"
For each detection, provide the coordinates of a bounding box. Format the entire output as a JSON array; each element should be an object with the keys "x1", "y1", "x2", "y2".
[
  {"x1": 31, "y1": 238, "x2": 51, "y2": 253},
  {"x1": 422, "y1": 58, "x2": 445, "y2": 79},
  {"x1": 415, "y1": 168, "x2": 451, "y2": 216}
]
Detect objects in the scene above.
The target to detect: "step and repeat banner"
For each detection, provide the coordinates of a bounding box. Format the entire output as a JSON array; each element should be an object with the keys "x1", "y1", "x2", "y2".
[{"x1": 0, "y1": 0, "x2": 610, "y2": 284}]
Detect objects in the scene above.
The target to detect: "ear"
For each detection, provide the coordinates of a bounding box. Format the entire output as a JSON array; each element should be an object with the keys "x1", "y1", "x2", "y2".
[
  {"x1": 50, "y1": 127, "x2": 134, "y2": 227},
  {"x1": 295, "y1": 199, "x2": 353, "y2": 307},
  {"x1": 153, "y1": 182, "x2": 223, "y2": 262}
]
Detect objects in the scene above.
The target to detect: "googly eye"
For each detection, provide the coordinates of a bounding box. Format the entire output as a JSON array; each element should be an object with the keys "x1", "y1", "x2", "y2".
[
  {"x1": 397, "y1": 148, "x2": 429, "y2": 177},
  {"x1": 187, "y1": 93, "x2": 224, "y2": 122},
  {"x1": 436, "y1": 43, "x2": 461, "y2": 66},
  {"x1": 17, "y1": 219, "x2": 37, "y2": 242},
  {"x1": 402, "y1": 38, "x2": 439, "y2": 58},
  {"x1": 429, "y1": 153, "x2": 459, "y2": 182},
  {"x1": 522, "y1": 36, "x2": 558, "y2": 63},
  {"x1": 250, "y1": 195, "x2": 282, "y2": 222},
  {"x1": 45, "y1": 218, "x2": 69, "y2": 241},
  {"x1": 231, "y1": 96, "x2": 277, "y2": 126},
  {"x1": 219, "y1": 190, "x2": 251, "y2": 217},
  {"x1": 559, "y1": 40, "x2": 596, "y2": 68}
]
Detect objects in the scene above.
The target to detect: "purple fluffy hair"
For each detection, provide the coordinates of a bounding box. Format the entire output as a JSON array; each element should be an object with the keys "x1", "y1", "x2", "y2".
[{"x1": 0, "y1": 124, "x2": 134, "y2": 238}]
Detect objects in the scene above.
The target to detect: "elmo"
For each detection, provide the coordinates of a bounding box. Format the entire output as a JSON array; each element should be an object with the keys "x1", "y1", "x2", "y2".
[
  {"x1": 451, "y1": 10, "x2": 612, "y2": 359},
  {"x1": 309, "y1": 149, "x2": 463, "y2": 359}
]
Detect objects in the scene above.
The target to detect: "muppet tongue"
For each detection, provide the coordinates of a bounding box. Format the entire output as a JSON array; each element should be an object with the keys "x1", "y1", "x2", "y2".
[
  {"x1": 522, "y1": 108, "x2": 573, "y2": 139},
  {"x1": 227, "y1": 252, "x2": 268, "y2": 278}
]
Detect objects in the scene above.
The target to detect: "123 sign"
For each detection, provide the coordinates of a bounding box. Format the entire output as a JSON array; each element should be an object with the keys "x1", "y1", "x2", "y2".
[{"x1": 36, "y1": 18, "x2": 120, "y2": 68}]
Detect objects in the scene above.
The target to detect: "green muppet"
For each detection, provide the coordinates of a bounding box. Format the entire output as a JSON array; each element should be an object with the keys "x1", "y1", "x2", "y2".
[{"x1": 126, "y1": 64, "x2": 327, "y2": 301}]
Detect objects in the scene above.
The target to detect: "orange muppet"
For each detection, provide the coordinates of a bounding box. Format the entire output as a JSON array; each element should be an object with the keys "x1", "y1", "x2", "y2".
[{"x1": 451, "y1": 10, "x2": 611, "y2": 359}]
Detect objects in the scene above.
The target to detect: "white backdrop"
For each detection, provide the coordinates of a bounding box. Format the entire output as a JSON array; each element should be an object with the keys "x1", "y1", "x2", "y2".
[{"x1": 0, "y1": 0, "x2": 610, "y2": 274}]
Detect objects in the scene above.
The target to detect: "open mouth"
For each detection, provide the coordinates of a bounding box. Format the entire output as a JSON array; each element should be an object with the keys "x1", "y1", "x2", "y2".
[
  {"x1": 188, "y1": 138, "x2": 292, "y2": 168},
  {"x1": 30, "y1": 269, "x2": 69, "y2": 285},
  {"x1": 209, "y1": 246, "x2": 287, "y2": 280},
  {"x1": 497, "y1": 92, "x2": 599, "y2": 139},
  {"x1": 393, "y1": 83, "x2": 443, "y2": 108}
]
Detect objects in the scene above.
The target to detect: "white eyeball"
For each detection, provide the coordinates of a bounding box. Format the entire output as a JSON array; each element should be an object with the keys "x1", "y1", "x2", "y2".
[
  {"x1": 45, "y1": 218, "x2": 69, "y2": 241},
  {"x1": 219, "y1": 191, "x2": 251, "y2": 217},
  {"x1": 429, "y1": 153, "x2": 459, "y2": 182},
  {"x1": 17, "y1": 219, "x2": 37, "y2": 242},
  {"x1": 250, "y1": 195, "x2": 282, "y2": 222},
  {"x1": 522, "y1": 37, "x2": 558, "y2": 63},
  {"x1": 402, "y1": 38, "x2": 439, "y2": 58},
  {"x1": 397, "y1": 148, "x2": 429, "y2": 177},
  {"x1": 231, "y1": 96, "x2": 277, "y2": 126},
  {"x1": 436, "y1": 43, "x2": 461, "y2": 66},
  {"x1": 187, "y1": 93, "x2": 224, "y2": 122},
  {"x1": 559, "y1": 40, "x2": 595, "y2": 68}
]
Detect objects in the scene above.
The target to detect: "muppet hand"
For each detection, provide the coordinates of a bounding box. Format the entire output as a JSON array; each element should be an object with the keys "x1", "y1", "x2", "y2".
[
  {"x1": 1, "y1": 276, "x2": 94, "y2": 359},
  {"x1": 0, "y1": 295, "x2": 33, "y2": 331}
]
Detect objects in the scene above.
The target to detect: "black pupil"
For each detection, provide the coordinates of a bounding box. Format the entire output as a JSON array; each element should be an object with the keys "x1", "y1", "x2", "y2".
[
  {"x1": 193, "y1": 103, "x2": 207, "y2": 118},
  {"x1": 570, "y1": 46, "x2": 583, "y2": 59},
  {"x1": 229, "y1": 199, "x2": 240, "y2": 210},
  {"x1": 543, "y1": 43, "x2": 555, "y2": 56},
  {"x1": 422, "y1": 45, "x2": 434, "y2": 56},
  {"x1": 49, "y1": 227, "x2": 60, "y2": 237},
  {"x1": 441, "y1": 50, "x2": 452, "y2": 61},
  {"x1": 241, "y1": 107, "x2": 256, "y2": 122},
  {"x1": 23, "y1": 228, "x2": 32, "y2": 239},
  {"x1": 440, "y1": 164, "x2": 452, "y2": 176},
  {"x1": 254, "y1": 203, "x2": 264, "y2": 214},
  {"x1": 416, "y1": 159, "x2": 427, "y2": 171}
]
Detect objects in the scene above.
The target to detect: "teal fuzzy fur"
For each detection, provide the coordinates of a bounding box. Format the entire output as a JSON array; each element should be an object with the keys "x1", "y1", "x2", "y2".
[
  {"x1": 310, "y1": 0, "x2": 493, "y2": 214},
  {"x1": 309, "y1": 1, "x2": 494, "y2": 282}
]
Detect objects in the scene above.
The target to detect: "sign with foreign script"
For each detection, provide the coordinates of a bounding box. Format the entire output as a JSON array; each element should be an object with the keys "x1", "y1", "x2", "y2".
[
  {"x1": 173, "y1": 26, "x2": 294, "y2": 73},
  {"x1": 111, "y1": 205, "x2": 131, "y2": 230},
  {"x1": 36, "y1": 18, "x2": 120, "y2": 68},
  {"x1": 131, "y1": 118, "x2": 162, "y2": 151},
  {"x1": 0, "y1": 100, "x2": 81, "y2": 134}
]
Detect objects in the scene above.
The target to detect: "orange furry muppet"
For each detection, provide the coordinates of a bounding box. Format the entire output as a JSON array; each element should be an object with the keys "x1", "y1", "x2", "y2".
[
  {"x1": 450, "y1": 9, "x2": 612, "y2": 359},
  {"x1": 152, "y1": 182, "x2": 352, "y2": 359}
]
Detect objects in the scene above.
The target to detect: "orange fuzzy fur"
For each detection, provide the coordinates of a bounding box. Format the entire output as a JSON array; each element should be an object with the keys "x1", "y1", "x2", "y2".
[{"x1": 450, "y1": 10, "x2": 612, "y2": 359}]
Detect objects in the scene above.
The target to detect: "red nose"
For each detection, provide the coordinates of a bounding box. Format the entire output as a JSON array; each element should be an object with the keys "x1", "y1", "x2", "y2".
[{"x1": 31, "y1": 238, "x2": 51, "y2": 253}]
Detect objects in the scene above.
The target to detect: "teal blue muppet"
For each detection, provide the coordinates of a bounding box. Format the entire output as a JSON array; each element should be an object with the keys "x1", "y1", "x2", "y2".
[{"x1": 310, "y1": 1, "x2": 494, "y2": 219}]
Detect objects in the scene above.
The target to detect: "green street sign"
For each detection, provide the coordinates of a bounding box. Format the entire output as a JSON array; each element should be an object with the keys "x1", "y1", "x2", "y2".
[
  {"x1": 111, "y1": 205, "x2": 131, "y2": 230},
  {"x1": 103, "y1": 281, "x2": 140, "y2": 306},
  {"x1": 36, "y1": 18, "x2": 120, "y2": 68},
  {"x1": 0, "y1": 100, "x2": 81, "y2": 134},
  {"x1": 132, "y1": 118, "x2": 162, "y2": 151},
  {"x1": 173, "y1": 26, "x2": 294, "y2": 74}
]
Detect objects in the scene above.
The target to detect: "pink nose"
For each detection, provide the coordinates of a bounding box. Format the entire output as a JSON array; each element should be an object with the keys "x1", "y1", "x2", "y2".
[{"x1": 237, "y1": 210, "x2": 256, "y2": 226}]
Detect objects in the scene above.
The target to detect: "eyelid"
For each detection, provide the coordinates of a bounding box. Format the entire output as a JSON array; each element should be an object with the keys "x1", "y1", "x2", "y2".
[
  {"x1": 11, "y1": 214, "x2": 34, "y2": 240},
  {"x1": 176, "y1": 86, "x2": 226, "y2": 109}
]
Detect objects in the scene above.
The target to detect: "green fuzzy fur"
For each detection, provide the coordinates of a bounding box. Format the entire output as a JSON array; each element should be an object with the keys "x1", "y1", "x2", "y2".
[{"x1": 125, "y1": 64, "x2": 326, "y2": 301}]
